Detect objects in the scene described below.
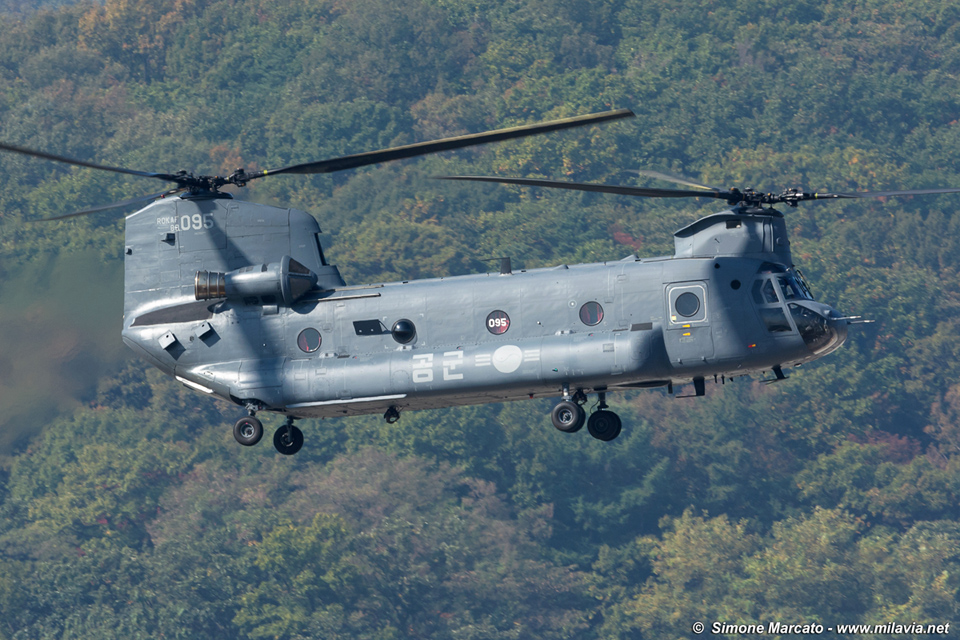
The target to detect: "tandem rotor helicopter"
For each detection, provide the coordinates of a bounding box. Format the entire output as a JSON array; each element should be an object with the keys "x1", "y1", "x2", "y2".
[{"x1": 5, "y1": 108, "x2": 957, "y2": 454}]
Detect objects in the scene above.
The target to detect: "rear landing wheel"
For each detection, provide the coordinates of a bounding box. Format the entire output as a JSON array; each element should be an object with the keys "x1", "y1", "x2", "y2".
[
  {"x1": 384, "y1": 406, "x2": 400, "y2": 423},
  {"x1": 274, "y1": 424, "x2": 304, "y2": 455},
  {"x1": 234, "y1": 416, "x2": 263, "y2": 446},
  {"x1": 587, "y1": 410, "x2": 622, "y2": 441},
  {"x1": 551, "y1": 400, "x2": 586, "y2": 433}
]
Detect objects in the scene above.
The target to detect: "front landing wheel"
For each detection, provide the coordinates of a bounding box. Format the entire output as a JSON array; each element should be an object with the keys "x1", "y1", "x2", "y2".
[
  {"x1": 234, "y1": 416, "x2": 263, "y2": 446},
  {"x1": 551, "y1": 401, "x2": 586, "y2": 433},
  {"x1": 274, "y1": 424, "x2": 304, "y2": 455},
  {"x1": 587, "y1": 410, "x2": 622, "y2": 441}
]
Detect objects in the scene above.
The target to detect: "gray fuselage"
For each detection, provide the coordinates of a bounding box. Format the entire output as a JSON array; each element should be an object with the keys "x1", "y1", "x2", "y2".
[{"x1": 121, "y1": 195, "x2": 848, "y2": 419}]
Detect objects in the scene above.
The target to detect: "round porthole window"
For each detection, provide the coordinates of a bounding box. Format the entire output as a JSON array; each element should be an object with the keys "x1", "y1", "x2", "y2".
[
  {"x1": 486, "y1": 310, "x2": 511, "y2": 335},
  {"x1": 579, "y1": 301, "x2": 604, "y2": 326},
  {"x1": 675, "y1": 292, "x2": 701, "y2": 317},
  {"x1": 392, "y1": 319, "x2": 417, "y2": 344},
  {"x1": 297, "y1": 328, "x2": 322, "y2": 353}
]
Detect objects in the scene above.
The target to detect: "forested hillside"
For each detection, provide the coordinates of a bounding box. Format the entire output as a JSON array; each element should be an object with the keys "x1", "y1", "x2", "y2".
[{"x1": 0, "y1": 0, "x2": 958, "y2": 637}]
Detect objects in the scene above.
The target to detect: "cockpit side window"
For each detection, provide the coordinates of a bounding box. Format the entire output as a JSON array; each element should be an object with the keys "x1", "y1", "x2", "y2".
[
  {"x1": 759, "y1": 307, "x2": 792, "y2": 332},
  {"x1": 757, "y1": 262, "x2": 787, "y2": 274},
  {"x1": 793, "y1": 269, "x2": 813, "y2": 299},
  {"x1": 753, "y1": 279, "x2": 780, "y2": 305},
  {"x1": 778, "y1": 276, "x2": 800, "y2": 300},
  {"x1": 752, "y1": 275, "x2": 794, "y2": 334},
  {"x1": 777, "y1": 273, "x2": 814, "y2": 301},
  {"x1": 315, "y1": 234, "x2": 328, "y2": 266}
]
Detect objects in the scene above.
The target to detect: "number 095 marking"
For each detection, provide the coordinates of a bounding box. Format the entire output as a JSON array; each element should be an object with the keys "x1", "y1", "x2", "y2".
[
  {"x1": 179, "y1": 213, "x2": 214, "y2": 231},
  {"x1": 486, "y1": 310, "x2": 510, "y2": 335}
]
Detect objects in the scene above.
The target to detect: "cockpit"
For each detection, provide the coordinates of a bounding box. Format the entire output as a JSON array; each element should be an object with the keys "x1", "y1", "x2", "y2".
[{"x1": 751, "y1": 263, "x2": 846, "y2": 355}]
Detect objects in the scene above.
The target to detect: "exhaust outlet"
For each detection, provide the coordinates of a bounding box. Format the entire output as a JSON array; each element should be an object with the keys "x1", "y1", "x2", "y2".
[{"x1": 195, "y1": 270, "x2": 226, "y2": 300}]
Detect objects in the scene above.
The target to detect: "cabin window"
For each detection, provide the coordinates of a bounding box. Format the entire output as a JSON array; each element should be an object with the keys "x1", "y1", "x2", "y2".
[
  {"x1": 486, "y1": 310, "x2": 511, "y2": 334},
  {"x1": 675, "y1": 292, "x2": 701, "y2": 317},
  {"x1": 579, "y1": 302, "x2": 604, "y2": 326},
  {"x1": 668, "y1": 284, "x2": 708, "y2": 324},
  {"x1": 297, "y1": 328, "x2": 322, "y2": 353}
]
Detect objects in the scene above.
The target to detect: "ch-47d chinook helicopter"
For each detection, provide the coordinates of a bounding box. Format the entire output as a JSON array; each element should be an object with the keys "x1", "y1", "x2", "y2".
[{"x1": 6, "y1": 109, "x2": 959, "y2": 455}]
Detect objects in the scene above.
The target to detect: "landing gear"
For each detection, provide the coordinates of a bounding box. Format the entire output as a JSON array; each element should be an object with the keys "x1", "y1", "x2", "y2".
[
  {"x1": 587, "y1": 410, "x2": 621, "y2": 441},
  {"x1": 384, "y1": 406, "x2": 401, "y2": 424},
  {"x1": 587, "y1": 391, "x2": 622, "y2": 441},
  {"x1": 233, "y1": 416, "x2": 263, "y2": 446},
  {"x1": 551, "y1": 389, "x2": 623, "y2": 441},
  {"x1": 274, "y1": 417, "x2": 304, "y2": 455},
  {"x1": 551, "y1": 400, "x2": 586, "y2": 432},
  {"x1": 233, "y1": 407, "x2": 304, "y2": 455}
]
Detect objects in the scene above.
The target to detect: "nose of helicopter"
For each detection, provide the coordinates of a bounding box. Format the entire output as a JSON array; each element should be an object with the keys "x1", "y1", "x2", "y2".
[{"x1": 787, "y1": 301, "x2": 848, "y2": 356}]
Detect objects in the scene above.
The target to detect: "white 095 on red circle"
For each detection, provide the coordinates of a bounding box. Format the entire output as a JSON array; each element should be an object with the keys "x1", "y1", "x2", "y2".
[{"x1": 486, "y1": 310, "x2": 510, "y2": 334}]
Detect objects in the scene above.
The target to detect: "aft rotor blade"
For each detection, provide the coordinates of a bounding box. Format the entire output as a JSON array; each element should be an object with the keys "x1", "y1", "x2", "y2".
[
  {"x1": 436, "y1": 175, "x2": 729, "y2": 200},
  {"x1": 254, "y1": 109, "x2": 635, "y2": 178},
  {"x1": 632, "y1": 169, "x2": 720, "y2": 191},
  {"x1": 35, "y1": 189, "x2": 180, "y2": 222},
  {"x1": 0, "y1": 142, "x2": 179, "y2": 182}
]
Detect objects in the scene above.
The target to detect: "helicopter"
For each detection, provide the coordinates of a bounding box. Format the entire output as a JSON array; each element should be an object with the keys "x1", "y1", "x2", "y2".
[{"x1": 5, "y1": 108, "x2": 958, "y2": 454}]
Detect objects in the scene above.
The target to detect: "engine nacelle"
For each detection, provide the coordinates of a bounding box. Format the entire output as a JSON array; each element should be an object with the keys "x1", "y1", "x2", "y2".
[{"x1": 195, "y1": 255, "x2": 318, "y2": 306}]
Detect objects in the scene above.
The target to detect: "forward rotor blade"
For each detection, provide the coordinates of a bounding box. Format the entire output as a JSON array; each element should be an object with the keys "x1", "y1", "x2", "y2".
[
  {"x1": 0, "y1": 142, "x2": 178, "y2": 182},
  {"x1": 631, "y1": 169, "x2": 720, "y2": 191},
  {"x1": 435, "y1": 175, "x2": 728, "y2": 200},
  {"x1": 35, "y1": 189, "x2": 180, "y2": 222},
  {"x1": 255, "y1": 109, "x2": 635, "y2": 178},
  {"x1": 812, "y1": 187, "x2": 960, "y2": 200}
]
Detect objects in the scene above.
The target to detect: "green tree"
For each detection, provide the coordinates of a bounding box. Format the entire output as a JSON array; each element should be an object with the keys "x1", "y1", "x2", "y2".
[{"x1": 234, "y1": 514, "x2": 360, "y2": 639}]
